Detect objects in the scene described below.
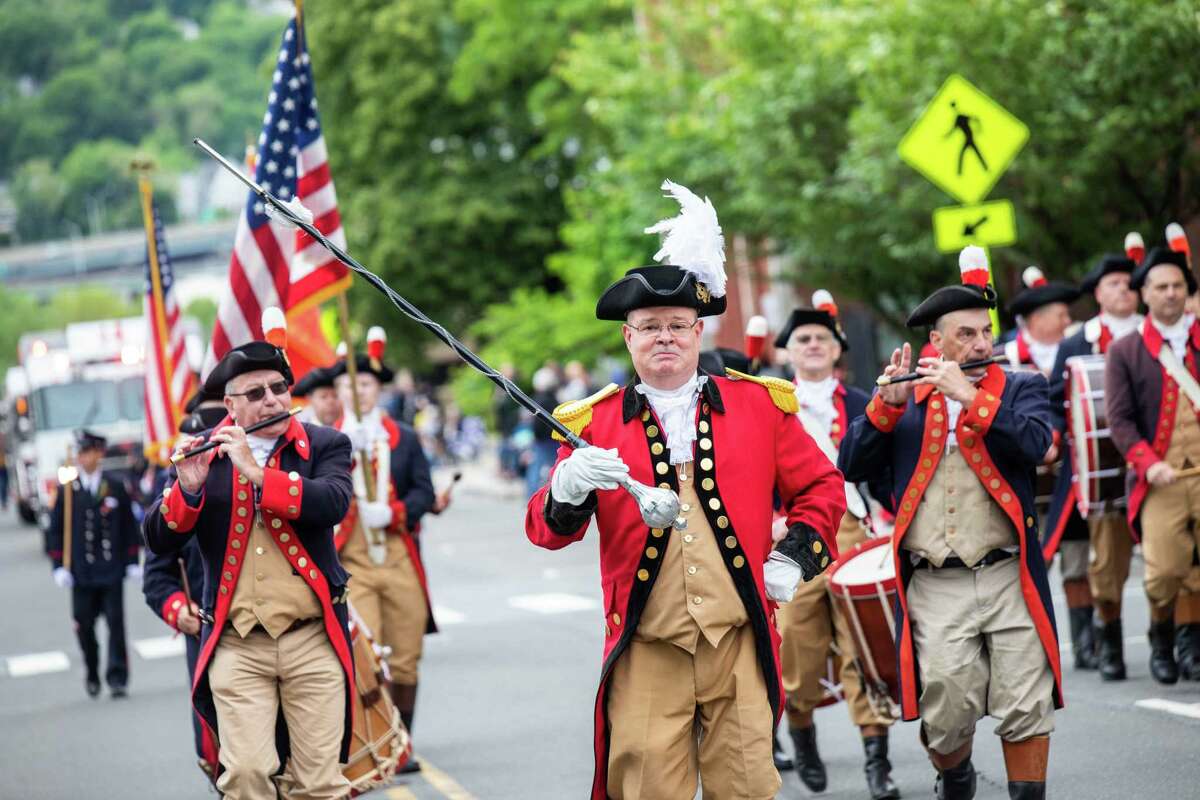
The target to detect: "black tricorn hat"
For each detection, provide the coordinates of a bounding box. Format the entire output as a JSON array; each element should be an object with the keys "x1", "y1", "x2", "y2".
[
  {"x1": 1130, "y1": 246, "x2": 1197, "y2": 293},
  {"x1": 75, "y1": 429, "x2": 107, "y2": 452},
  {"x1": 1079, "y1": 254, "x2": 1136, "y2": 295},
  {"x1": 774, "y1": 291, "x2": 848, "y2": 349},
  {"x1": 329, "y1": 355, "x2": 394, "y2": 385},
  {"x1": 179, "y1": 405, "x2": 227, "y2": 435},
  {"x1": 907, "y1": 285, "x2": 996, "y2": 329},
  {"x1": 203, "y1": 340, "x2": 294, "y2": 396},
  {"x1": 699, "y1": 347, "x2": 753, "y2": 376},
  {"x1": 183, "y1": 385, "x2": 224, "y2": 414},
  {"x1": 595, "y1": 265, "x2": 726, "y2": 321},
  {"x1": 292, "y1": 365, "x2": 337, "y2": 398},
  {"x1": 1006, "y1": 267, "x2": 1080, "y2": 317}
]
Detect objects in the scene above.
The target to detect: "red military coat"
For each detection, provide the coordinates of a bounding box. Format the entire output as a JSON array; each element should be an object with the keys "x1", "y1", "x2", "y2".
[{"x1": 524, "y1": 373, "x2": 846, "y2": 800}]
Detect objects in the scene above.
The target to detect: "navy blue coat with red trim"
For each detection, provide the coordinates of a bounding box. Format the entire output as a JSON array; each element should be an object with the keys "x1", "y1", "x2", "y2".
[
  {"x1": 46, "y1": 470, "x2": 140, "y2": 586},
  {"x1": 142, "y1": 418, "x2": 356, "y2": 761},
  {"x1": 838, "y1": 365, "x2": 1063, "y2": 720}
]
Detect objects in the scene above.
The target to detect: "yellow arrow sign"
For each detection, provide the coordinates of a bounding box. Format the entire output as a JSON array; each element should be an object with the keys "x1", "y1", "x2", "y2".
[
  {"x1": 932, "y1": 200, "x2": 1018, "y2": 253},
  {"x1": 898, "y1": 75, "x2": 1029, "y2": 203}
]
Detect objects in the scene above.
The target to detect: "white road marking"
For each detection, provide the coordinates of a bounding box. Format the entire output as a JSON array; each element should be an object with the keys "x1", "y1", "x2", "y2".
[
  {"x1": 5, "y1": 651, "x2": 70, "y2": 678},
  {"x1": 1060, "y1": 634, "x2": 1147, "y2": 653},
  {"x1": 433, "y1": 605, "x2": 466, "y2": 625},
  {"x1": 1134, "y1": 698, "x2": 1200, "y2": 720},
  {"x1": 133, "y1": 636, "x2": 186, "y2": 660},
  {"x1": 507, "y1": 593, "x2": 597, "y2": 615},
  {"x1": 541, "y1": 567, "x2": 561, "y2": 580}
]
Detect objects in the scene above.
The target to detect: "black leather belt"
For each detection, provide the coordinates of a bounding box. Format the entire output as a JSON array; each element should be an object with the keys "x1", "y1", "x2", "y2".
[
  {"x1": 916, "y1": 548, "x2": 1016, "y2": 570},
  {"x1": 248, "y1": 617, "x2": 319, "y2": 636}
]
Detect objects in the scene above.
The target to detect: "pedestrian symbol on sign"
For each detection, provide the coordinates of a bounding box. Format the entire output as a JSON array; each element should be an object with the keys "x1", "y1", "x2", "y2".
[{"x1": 946, "y1": 101, "x2": 988, "y2": 176}]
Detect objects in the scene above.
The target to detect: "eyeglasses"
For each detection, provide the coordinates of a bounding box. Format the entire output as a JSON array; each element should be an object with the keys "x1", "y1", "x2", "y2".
[
  {"x1": 227, "y1": 380, "x2": 290, "y2": 402},
  {"x1": 628, "y1": 320, "x2": 699, "y2": 338},
  {"x1": 791, "y1": 333, "x2": 834, "y2": 346}
]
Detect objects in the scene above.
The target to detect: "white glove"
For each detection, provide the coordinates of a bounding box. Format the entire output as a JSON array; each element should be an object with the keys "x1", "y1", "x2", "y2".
[
  {"x1": 360, "y1": 501, "x2": 394, "y2": 530},
  {"x1": 764, "y1": 551, "x2": 803, "y2": 603},
  {"x1": 343, "y1": 421, "x2": 370, "y2": 454},
  {"x1": 53, "y1": 567, "x2": 74, "y2": 589},
  {"x1": 550, "y1": 447, "x2": 630, "y2": 506},
  {"x1": 125, "y1": 564, "x2": 143, "y2": 581}
]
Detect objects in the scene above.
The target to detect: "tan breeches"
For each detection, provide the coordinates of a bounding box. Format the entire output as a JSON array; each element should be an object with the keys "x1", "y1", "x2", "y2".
[
  {"x1": 1140, "y1": 477, "x2": 1200, "y2": 611},
  {"x1": 777, "y1": 513, "x2": 893, "y2": 729},
  {"x1": 1087, "y1": 512, "x2": 1134, "y2": 606},
  {"x1": 606, "y1": 625, "x2": 780, "y2": 800},
  {"x1": 907, "y1": 559, "x2": 1055, "y2": 754},
  {"x1": 209, "y1": 624, "x2": 348, "y2": 800},
  {"x1": 346, "y1": 546, "x2": 427, "y2": 684}
]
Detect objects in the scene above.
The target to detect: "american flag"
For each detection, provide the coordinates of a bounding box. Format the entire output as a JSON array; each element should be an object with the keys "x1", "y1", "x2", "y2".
[
  {"x1": 143, "y1": 196, "x2": 193, "y2": 458},
  {"x1": 202, "y1": 13, "x2": 349, "y2": 377}
]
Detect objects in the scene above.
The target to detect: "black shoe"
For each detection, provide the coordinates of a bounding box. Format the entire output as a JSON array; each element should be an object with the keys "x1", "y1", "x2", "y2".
[
  {"x1": 773, "y1": 732, "x2": 794, "y2": 771},
  {"x1": 934, "y1": 758, "x2": 976, "y2": 800},
  {"x1": 789, "y1": 724, "x2": 826, "y2": 792},
  {"x1": 1069, "y1": 606, "x2": 1098, "y2": 670},
  {"x1": 1008, "y1": 780, "x2": 1046, "y2": 799},
  {"x1": 863, "y1": 735, "x2": 899, "y2": 799},
  {"x1": 399, "y1": 758, "x2": 421, "y2": 774},
  {"x1": 1097, "y1": 618, "x2": 1126, "y2": 681},
  {"x1": 1176, "y1": 623, "x2": 1200, "y2": 681},
  {"x1": 85, "y1": 678, "x2": 100, "y2": 698},
  {"x1": 1148, "y1": 620, "x2": 1179, "y2": 685},
  {"x1": 110, "y1": 683, "x2": 128, "y2": 699}
]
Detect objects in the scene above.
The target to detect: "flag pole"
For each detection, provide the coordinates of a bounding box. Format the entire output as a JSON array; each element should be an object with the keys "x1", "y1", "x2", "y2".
[{"x1": 133, "y1": 159, "x2": 182, "y2": 439}]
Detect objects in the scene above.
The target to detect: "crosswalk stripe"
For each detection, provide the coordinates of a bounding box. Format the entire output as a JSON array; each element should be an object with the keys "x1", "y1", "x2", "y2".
[
  {"x1": 507, "y1": 592, "x2": 597, "y2": 614},
  {"x1": 386, "y1": 787, "x2": 419, "y2": 800},
  {"x1": 133, "y1": 636, "x2": 187, "y2": 660},
  {"x1": 433, "y1": 606, "x2": 466, "y2": 625},
  {"x1": 5, "y1": 651, "x2": 70, "y2": 677},
  {"x1": 422, "y1": 760, "x2": 477, "y2": 800},
  {"x1": 1134, "y1": 698, "x2": 1200, "y2": 720}
]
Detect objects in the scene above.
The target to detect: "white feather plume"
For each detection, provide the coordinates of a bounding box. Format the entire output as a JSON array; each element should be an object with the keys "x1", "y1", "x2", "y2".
[
  {"x1": 744, "y1": 315, "x2": 768, "y2": 337},
  {"x1": 959, "y1": 246, "x2": 988, "y2": 273},
  {"x1": 367, "y1": 326, "x2": 386, "y2": 343},
  {"x1": 644, "y1": 180, "x2": 727, "y2": 298},
  {"x1": 811, "y1": 290, "x2": 834, "y2": 309},
  {"x1": 1022, "y1": 266, "x2": 1045, "y2": 288},
  {"x1": 1124, "y1": 231, "x2": 1144, "y2": 251},
  {"x1": 261, "y1": 306, "x2": 286, "y2": 333}
]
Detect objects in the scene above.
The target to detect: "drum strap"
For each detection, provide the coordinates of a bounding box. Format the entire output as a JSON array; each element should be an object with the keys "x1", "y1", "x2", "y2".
[
  {"x1": 796, "y1": 406, "x2": 868, "y2": 519},
  {"x1": 1157, "y1": 345, "x2": 1200, "y2": 414}
]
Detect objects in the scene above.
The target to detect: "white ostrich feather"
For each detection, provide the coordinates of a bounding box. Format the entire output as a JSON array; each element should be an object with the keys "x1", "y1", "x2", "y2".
[
  {"x1": 1022, "y1": 266, "x2": 1045, "y2": 288},
  {"x1": 959, "y1": 246, "x2": 988, "y2": 273},
  {"x1": 644, "y1": 180, "x2": 727, "y2": 298},
  {"x1": 744, "y1": 315, "x2": 768, "y2": 337},
  {"x1": 367, "y1": 326, "x2": 386, "y2": 343},
  {"x1": 261, "y1": 306, "x2": 286, "y2": 333},
  {"x1": 811, "y1": 290, "x2": 834, "y2": 309}
]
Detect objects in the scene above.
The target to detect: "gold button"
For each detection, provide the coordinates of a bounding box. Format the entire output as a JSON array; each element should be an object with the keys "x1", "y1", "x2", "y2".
[
  {"x1": 702, "y1": 478, "x2": 715, "y2": 491},
  {"x1": 659, "y1": 483, "x2": 670, "y2": 490},
  {"x1": 288, "y1": 471, "x2": 300, "y2": 481},
  {"x1": 223, "y1": 571, "x2": 232, "y2": 581},
  {"x1": 268, "y1": 460, "x2": 277, "y2": 469},
  {"x1": 699, "y1": 438, "x2": 712, "y2": 451},
  {"x1": 298, "y1": 557, "x2": 307, "y2": 567},
  {"x1": 1001, "y1": 492, "x2": 1013, "y2": 503},
  {"x1": 831, "y1": 422, "x2": 840, "y2": 433},
  {"x1": 986, "y1": 394, "x2": 995, "y2": 402},
  {"x1": 922, "y1": 458, "x2": 932, "y2": 468},
  {"x1": 948, "y1": 527, "x2": 956, "y2": 535},
  {"x1": 612, "y1": 613, "x2": 621, "y2": 626},
  {"x1": 978, "y1": 407, "x2": 990, "y2": 418},
  {"x1": 916, "y1": 472, "x2": 926, "y2": 483},
  {"x1": 646, "y1": 425, "x2": 659, "y2": 438},
  {"x1": 929, "y1": 443, "x2": 940, "y2": 454},
  {"x1": 287, "y1": 505, "x2": 297, "y2": 515},
  {"x1": 982, "y1": 467, "x2": 992, "y2": 476},
  {"x1": 1026, "y1": 516, "x2": 1035, "y2": 527},
  {"x1": 701, "y1": 458, "x2": 713, "y2": 471},
  {"x1": 947, "y1": 506, "x2": 955, "y2": 514},
  {"x1": 238, "y1": 475, "x2": 248, "y2": 485},
  {"x1": 651, "y1": 528, "x2": 664, "y2": 538},
  {"x1": 309, "y1": 569, "x2": 318, "y2": 579},
  {"x1": 646, "y1": 547, "x2": 659, "y2": 559},
  {"x1": 232, "y1": 539, "x2": 242, "y2": 549},
  {"x1": 288, "y1": 546, "x2": 298, "y2": 556},
  {"x1": 256, "y1": 547, "x2": 265, "y2": 555},
  {"x1": 220, "y1": 585, "x2": 228, "y2": 595},
  {"x1": 699, "y1": 420, "x2": 710, "y2": 433},
  {"x1": 237, "y1": 491, "x2": 247, "y2": 501},
  {"x1": 971, "y1": 453, "x2": 982, "y2": 463},
  {"x1": 681, "y1": 503, "x2": 691, "y2": 512},
  {"x1": 688, "y1": 566, "x2": 698, "y2": 575},
  {"x1": 692, "y1": 596, "x2": 703, "y2": 605},
  {"x1": 908, "y1": 488, "x2": 918, "y2": 497},
  {"x1": 605, "y1": 625, "x2": 611, "y2": 636},
  {"x1": 637, "y1": 569, "x2": 649, "y2": 581},
  {"x1": 166, "y1": 521, "x2": 178, "y2": 530},
  {"x1": 903, "y1": 501, "x2": 913, "y2": 511},
  {"x1": 932, "y1": 429, "x2": 942, "y2": 438},
  {"x1": 237, "y1": 507, "x2": 248, "y2": 518},
  {"x1": 821, "y1": 555, "x2": 830, "y2": 567},
  {"x1": 684, "y1": 534, "x2": 695, "y2": 543},
  {"x1": 236, "y1": 523, "x2": 246, "y2": 534},
  {"x1": 947, "y1": 487, "x2": 956, "y2": 495},
  {"x1": 717, "y1": 516, "x2": 729, "y2": 529},
  {"x1": 651, "y1": 443, "x2": 664, "y2": 455},
  {"x1": 963, "y1": 437, "x2": 976, "y2": 448},
  {"x1": 298, "y1": 441, "x2": 306, "y2": 448},
  {"x1": 812, "y1": 540, "x2": 823, "y2": 553},
  {"x1": 656, "y1": 462, "x2": 669, "y2": 475},
  {"x1": 733, "y1": 555, "x2": 745, "y2": 568},
  {"x1": 162, "y1": 487, "x2": 171, "y2": 498},
  {"x1": 641, "y1": 410, "x2": 651, "y2": 421},
  {"x1": 289, "y1": 487, "x2": 299, "y2": 496},
  {"x1": 877, "y1": 417, "x2": 890, "y2": 426},
  {"x1": 172, "y1": 600, "x2": 181, "y2": 609},
  {"x1": 256, "y1": 598, "x2": 264, "y2": 606},
  {"x1": 256, "y1": 572, "x2": 264, "y2": 581},
  {"x1": 934, "y1": 414, "x2": 944, "y2": 423},
  {"x1": 931, "y1": 399, "x2": 942, "y2": 409},
  {"x1": 279, "y1": 533, "x2": 290, "y2": 542},
  {"x1": 228, "y1": 556, "x2": 237, "y2": 565},
  {"x1": 708, "y1": 498, "x2": 721, "y2": 511},
  {"x1": 724, "y1": 535, "x2": 737, "y2": 549},
  {"x1": 271, "y1": 518, "x2": 283, "y2": 529},
  {"x1": 990, "y1": 479, "x2": 1001, "y2": 489}
]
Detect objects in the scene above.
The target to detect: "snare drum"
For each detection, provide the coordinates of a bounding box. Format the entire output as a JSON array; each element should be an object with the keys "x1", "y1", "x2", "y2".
[
  {"x1": 344, "y1": 608, "x2": 411, "y2": 795},
  {"x1": 826, "y1": 537, "x2": 900, "y2": 721},
  {"x1": 1067, "y1": 355, "x2": 1126, "y2": 517}
]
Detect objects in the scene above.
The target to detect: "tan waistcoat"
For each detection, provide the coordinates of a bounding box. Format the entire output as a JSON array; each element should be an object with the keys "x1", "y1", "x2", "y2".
[
  {"x1": 338, "y1": 507, "x2": 411, "y2": 572},
  {"x1": 1165, "y1": 394, "x2": 1200, "y2": 468},
  {"x1": 903, "y1": 444, "x2": 1016, "y2": 567},
  {"x1": 635, "y1": 463, "x2": 747, "y2": 653},
  {"x1": 229, "y1": 516, "x2": 323, "y2": 638}
]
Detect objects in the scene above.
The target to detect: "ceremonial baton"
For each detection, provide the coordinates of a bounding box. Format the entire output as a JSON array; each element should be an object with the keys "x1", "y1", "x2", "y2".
[
  {"x1": 876, "y1": 356, "x2": 1003, "y2": 387},
  {"x1": 170, "y1": 407, "x2": 302, "y2": 464},
  {"x1": 193, "y1": 139, "x2": 681, "y2": 530}
]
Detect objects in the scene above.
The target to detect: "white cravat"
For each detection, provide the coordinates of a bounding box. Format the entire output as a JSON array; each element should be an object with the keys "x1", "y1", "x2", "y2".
[
  {"x1": 1101, "y1": 312, "x2": 1141, "y2": 342},
  {"x1": 793, "y1": 376, "x2": 839, "y2": 441},
  {"x1": 78, "y1": 468, "x2": 101, "y2": 495},
  {"x1": 1153, "y1": 313, "x2": 1195, "y2": 356},
  {"x1": 636, "y1": 373, "x2": 705, "y2": 465},
  {"x1": 1025, "y1": 335, "x2": 1059, "y2": 376},
  {"x1": 943, "y1": 373, "x2": 987, "y2": 447},
  {"x1": 343, "y1": 406, "x2": 390, "y2": 446},
  {"x1": 246, "y1": 434, "x2": 277, "y2": 468}
]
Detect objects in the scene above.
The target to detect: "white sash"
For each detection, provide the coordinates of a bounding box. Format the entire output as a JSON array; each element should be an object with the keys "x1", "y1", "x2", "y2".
[
  {"x1": 351, "y1": 439, "x2": 391, "y2": 565},
  {"x1": 796, "y1": 406, "x2": 868, "y2": 520},
  {"x1": 1156, "y1": 342, "x2": 1200, "y2": 413}
]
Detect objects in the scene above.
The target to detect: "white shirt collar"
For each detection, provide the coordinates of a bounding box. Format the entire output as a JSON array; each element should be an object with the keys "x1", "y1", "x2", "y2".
[
  {"x1": 1024, "y1": 334, "x2": 1059, "y2": 376},
  {"x1": 246, "y1": 434, "x2": 277, "y2": 467},
  {"x1": 1100, "y1": 312, "x2": 1141, "y2": 341},
  {"x1": 636, "y1": 373, "x2": 705, "y2": 465},
  {"x1": 1153, "y1": 313, "x2": 1195, "y2": 355}
]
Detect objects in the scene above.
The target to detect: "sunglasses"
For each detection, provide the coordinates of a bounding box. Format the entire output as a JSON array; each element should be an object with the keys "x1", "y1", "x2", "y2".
[{"x1": 228, "y1": 380, "x2": 290, "y2": 402}]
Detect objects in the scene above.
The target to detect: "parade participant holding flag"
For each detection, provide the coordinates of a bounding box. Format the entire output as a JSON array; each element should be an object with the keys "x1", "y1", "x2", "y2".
[
  {"x1": 525, "y1": 180, "x2": 845, "y2": 800},
  {"x1": 774, "y1": 290, "x2": 899, "y2": 799},
  {"x1": 143, "y1": 308, "x2": 356, "y2": 800},
  {"x1": 331, "y1": 326, "x2": 435, "y2": 773},
  {"x1": 840, "y1": 247, "x2": 1061, "y2": 800}
]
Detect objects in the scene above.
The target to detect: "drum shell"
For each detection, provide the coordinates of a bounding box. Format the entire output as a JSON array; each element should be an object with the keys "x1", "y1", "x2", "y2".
[
  {"x1": 826, "y1": 537, "x2": 900, "y2": 708},
  {"x1": 344, "y1": 618, "x2": 411, "y2": 794},
  {"x1": 1067, "y1": 355, "x2": 1126, "y2": 517}
]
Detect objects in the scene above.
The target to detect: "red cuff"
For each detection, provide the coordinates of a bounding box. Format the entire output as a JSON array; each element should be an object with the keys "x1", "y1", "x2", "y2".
[
  {"x1": 1125, "y1": 439, "x2": 1160, "y2": 480},
  {"x1": 161, "y1": 590, "x2": 189, "y2": 630},
  {"x1": 388, "y1": 500, "x2": 407, "y2": 533},
  {"x1": 260, "y1": 468, "x2": 303, "y2": 521},
  {"x1": 1051, "y1": 429, "x2": 1062, "y2": 450},
  {"x1": 160, "y1": 485, "x2": 204, "y2": 533},
  {"x1": 962, "y1": 387, "x2": 1000, "y2": 436},
  {"x1": 866, "y1": 394, "x2": 906, "y2": 432}
]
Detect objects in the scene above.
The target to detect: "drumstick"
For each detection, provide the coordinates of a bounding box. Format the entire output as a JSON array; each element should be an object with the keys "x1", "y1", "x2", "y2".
[
  {"x1": 876, "y1": 355, "x2": 1002, "y2": 386},
  {"x1": 177, "y1": 557, "x2": 200, "y2": 637},
  {"x1": 1173, "y1": 465, "x2": 1200, "y2": 480},
  {"x1": 170, "y1": 407, "x2": 301, "y2": 464},
  {"x1": 434, "y1": 471, "x2": 462, "y2": 513}
]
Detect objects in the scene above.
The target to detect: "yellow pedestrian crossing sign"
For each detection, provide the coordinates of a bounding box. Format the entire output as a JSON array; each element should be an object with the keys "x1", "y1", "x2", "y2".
[
  {"x1": 898, "y1": 74, "x2": 1029, "y2": 203},
  {"x1": 932, "y1": 200, "x2": 1018, "y2": 253}
]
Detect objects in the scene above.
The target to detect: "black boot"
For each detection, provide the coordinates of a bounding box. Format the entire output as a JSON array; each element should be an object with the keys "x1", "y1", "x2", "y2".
[
  {"x1": 1176, "y1": 623, "x2": 1200, "y2": 681},
  {"x1": 391, "y1": 683, "x2": 422, "y2": 774},
  {"x1": 773, "y1": 732, "x2": 794, "y2": 771},
  {"x1": 789, "y1": 724, "x2": 826, "y2": 792},
  {"x1": 1096, "y1": 618, "x2": 1126, "y2": 681},
  {"x1": 1008, "y1": 781, "x2": 1046, "y2": 799},
  {"x1": 1148, "y1": 620, "x2": 1179, "y2": 685},
  {"x1": 935, "y1": 758, "x2": 976, "y2": 800},
  {"x1": 1068, "y1": 606, "x2": 1098, "y2": 669},
  {"x1": 863, "y1": 735, "x2": 899, "y2": 800},
  {"x1": 85, "y1": 676, "x2": 100, "y2": 698}
]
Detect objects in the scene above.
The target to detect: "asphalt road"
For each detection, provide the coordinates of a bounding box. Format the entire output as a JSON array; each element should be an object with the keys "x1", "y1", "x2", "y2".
[{"x1": 1, "y1": 470, "x2": 1198, "y2": 799}]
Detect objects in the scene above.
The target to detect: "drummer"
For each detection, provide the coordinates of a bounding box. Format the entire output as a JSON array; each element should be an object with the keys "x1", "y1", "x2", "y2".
[
  {"x1": 840, "y1": 247, "x2": 1062, "y2": 800},
  {"x1": 1001, "y1": 266, "x2": 1079, "y2": 377},
  {"x1": 293, "y1": 365, "x2": 342, "y2": 427},
  {"x1": 774, "y1": 291, "x2": 898, "y2": 800},
  {"x1": 1105, "y1": 233, "x2": 1200, "y2": 684},
  {"x1": 1043, "y1": 237, "x2": 1143, "y2": 680}
]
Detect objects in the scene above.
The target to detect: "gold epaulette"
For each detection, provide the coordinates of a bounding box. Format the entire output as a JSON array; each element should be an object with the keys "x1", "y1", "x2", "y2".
[
  {"x1": 551, "y1": 383, "x2": 620, "y2": 442},
  {"x1": 724, "y1": 369, "x2": 798, "y2": 414}
]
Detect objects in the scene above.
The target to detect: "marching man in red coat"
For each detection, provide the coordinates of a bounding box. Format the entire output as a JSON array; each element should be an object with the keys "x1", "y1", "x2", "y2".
[{"x1": 524, "y1": 181, "x2": 845, "y2": 800}]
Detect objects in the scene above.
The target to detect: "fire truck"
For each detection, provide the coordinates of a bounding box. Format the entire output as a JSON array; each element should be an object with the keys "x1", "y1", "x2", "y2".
[{"x1": 4, "y1": 319, "x2": 146, "y2": 529}]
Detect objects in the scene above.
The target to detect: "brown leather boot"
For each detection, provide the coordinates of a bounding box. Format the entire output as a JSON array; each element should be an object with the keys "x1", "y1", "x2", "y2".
[
  {"x1": 1002, "y1": 736, "x2": 1048, "y2": 799},
  {"x1": 929, "y1": 740, "x2": 975, "y2": 800},
  {"x1": 391, "y1": 683, "x2": 421, "y2": 774}
]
